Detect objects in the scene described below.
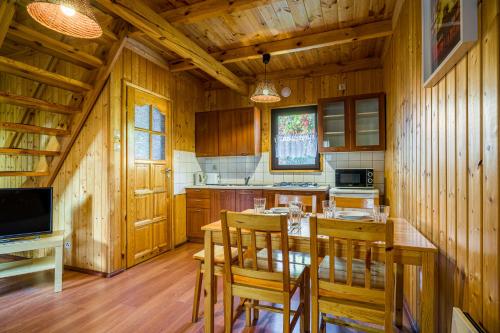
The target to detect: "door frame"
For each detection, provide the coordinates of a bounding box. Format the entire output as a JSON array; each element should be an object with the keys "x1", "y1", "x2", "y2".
[{"x1": 122, "y1": 80, "x2": 174, "y2": 268}]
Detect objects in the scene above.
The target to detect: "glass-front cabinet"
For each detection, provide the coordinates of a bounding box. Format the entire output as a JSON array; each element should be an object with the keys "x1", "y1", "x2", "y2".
[
  {"x1": 318, "y1": 93, "x2": 385, "y2": 152},
  {"x1": 318, "y1": 98, "x2": 350, "y2": 151}
]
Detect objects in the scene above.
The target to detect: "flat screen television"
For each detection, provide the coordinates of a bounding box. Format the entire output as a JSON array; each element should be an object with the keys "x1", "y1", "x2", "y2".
[{"x1": 0, "y1": 187, "x2": 53, "y2": 240}]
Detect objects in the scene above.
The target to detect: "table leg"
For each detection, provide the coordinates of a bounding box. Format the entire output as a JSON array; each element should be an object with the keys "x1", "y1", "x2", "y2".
[
  {"x1": 54, "y1": 245, "x2": 63, "y2": 292},
  {"x1": 421, "y1": 252, "x2": 436, "y2": 333},
  {"x1": 204, "y1": 230, "x2": 214, "y2": 333},
  {"x1": 395, "y1": 263, "x2": 404, "y2": 328}
]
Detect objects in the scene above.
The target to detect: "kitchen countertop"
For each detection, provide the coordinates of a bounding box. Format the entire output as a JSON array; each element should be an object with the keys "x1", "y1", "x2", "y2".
[{"x1": 185, "y1": 184, "x2": 331, "y2": 191}]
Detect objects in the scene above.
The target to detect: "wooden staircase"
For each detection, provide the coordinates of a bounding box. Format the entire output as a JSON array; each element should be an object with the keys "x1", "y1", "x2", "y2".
[{"x1": 0, "y1": 2, "x2": 127, "y2": 185}]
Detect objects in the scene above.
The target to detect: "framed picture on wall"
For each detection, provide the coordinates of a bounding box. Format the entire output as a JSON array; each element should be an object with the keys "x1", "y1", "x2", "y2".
[{"x1": 422, "y1": 0, "x2": 478, "y2": 87}]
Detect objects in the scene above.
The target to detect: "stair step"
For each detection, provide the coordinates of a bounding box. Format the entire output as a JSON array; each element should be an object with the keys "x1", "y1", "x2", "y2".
[
  {"x1": 0, "y1": 148, "x2": 60, "y2": 156},
  {"x1": 0, "y1": 122, "x2": 69, "y2": 136}
]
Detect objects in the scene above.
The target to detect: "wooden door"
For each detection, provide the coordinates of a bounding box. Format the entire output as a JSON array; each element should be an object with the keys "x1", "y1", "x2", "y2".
[
  {"x1": 210, "y1": 189, "x2": 236, "y2": 221},
  {"x1": 195, "y1": 112, "x2": 219, "y2": 157},
  {"x1": 236, "y1": 190, "x2": 263, "y2": 211},
  {"x1": 318, "y1": 97, "x2": 351, "y2": 152},
  {"x1": 126, "y1": 86, "x2": 172, "y2": 268},
  {"x1": 218, "y1": 110, "x2": 237, "y2": 156}
]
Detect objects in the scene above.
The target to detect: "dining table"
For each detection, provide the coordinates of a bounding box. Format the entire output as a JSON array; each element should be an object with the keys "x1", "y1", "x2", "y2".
[{"x1": 201, "y1": 209, "x2": 438, "y2": 333}]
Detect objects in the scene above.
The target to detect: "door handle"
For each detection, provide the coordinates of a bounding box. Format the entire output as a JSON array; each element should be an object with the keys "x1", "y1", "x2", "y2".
[{"x1": 165, "y1": 168, "x2": 172, "y2": 177}]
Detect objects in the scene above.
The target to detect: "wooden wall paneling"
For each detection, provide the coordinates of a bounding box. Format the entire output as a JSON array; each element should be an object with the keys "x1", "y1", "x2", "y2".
[
  {"x1": 174, "y1": 194, "x2": 187, "y2": 246},
  {"x1": 481, "y1": 0, "x2": 499, "y2": 328},
  {"x1": 467, "y1": 41, "x2": 483, "y2": 324},
  {"x1": 384, "y1": 0, "x2": 500, "y2": 331}
]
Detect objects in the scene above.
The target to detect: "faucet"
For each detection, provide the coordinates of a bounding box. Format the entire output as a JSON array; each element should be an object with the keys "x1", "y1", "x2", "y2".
[{"x1": 244, "y1": 176, "x2": 251, "y2": 185}]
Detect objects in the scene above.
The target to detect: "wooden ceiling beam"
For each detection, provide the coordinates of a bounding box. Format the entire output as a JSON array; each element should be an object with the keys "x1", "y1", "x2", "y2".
[
  {"x1": 0, "y1": 148, "x2": 60, "y2": 156},
  {"x1": 0, "y1": 0, "x2": 15, "y2": 48},
  {"x1": 215, "y1": 20, "x2": 392, "y2": 64},
  {"x1": 0, "y1": 122, "x2": 70, "y2": 136},
  {"x1": 0, "y1": 56, "x2": 93, "y2": 92},
  {"x1": 94, "y1": 0, "x2": 248, "y2": 95},
  {"x1": 170, "y1": 20, "x2": 392, "y2": 71},
  {"x1": 0, "y1": 91, "x2": 81, "y2": 115},
  {"x1": 204, "y1": 57, "x2": 382, "y2": 89},
  {"x1": 7, "y1": 23, "x2": 104, "y2": 69},
  {"x1": 160, "y1": 0, "x2": 271, "y2": 25},
  {"x1": 0, "y1": 171, "x2": 49, "y2": 177}
]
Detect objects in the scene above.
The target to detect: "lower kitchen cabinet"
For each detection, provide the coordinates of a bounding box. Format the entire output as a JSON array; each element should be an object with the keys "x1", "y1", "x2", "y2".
[
  {"x1": 187, "y1": 187, "x2": 329, "y2": 241},
  {"x1": 186, "y1": 207, "x2": 210, "y2": 240},
  {"x1": 210, "y1": 190, "x2": 236, "y2": 222},
  {"x1": 236, "y1": 190, "x2": 263, "y2": 211}
]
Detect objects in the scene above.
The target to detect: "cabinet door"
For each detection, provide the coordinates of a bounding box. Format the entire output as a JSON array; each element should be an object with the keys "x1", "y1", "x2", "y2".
[
  {"x1": 210, "y1": 190, "x2": 236, "y2": 222},
  {"x1": 236, "y1": 108, "x2": 260, "y2": 156},
  {"x1": 195, "y1": 112, "x2": 219, "y2": 157},
  {"x1": 187, "y1": 207, "x2": 210, "y2": 239},
  {"x1": 318, "y1": 98, "x2": 350, "y2": 152},
  {"x1": 351, "y1": 93, "x2": 385, "y2": 151},
  {"x1": 236, "y1": 190, "x2": 263, "y2": 211},
  {"x1": 218, "y1": 110, "x2": 237, "y2": 156}
]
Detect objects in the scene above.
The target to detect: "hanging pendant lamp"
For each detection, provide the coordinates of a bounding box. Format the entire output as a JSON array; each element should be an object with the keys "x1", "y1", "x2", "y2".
[
  {"x1": 251, "y1": 53, "x2": 281, "y2": 103},
  {"x1": 27, "y1": 0, "x2": 103, "y2": 39}
]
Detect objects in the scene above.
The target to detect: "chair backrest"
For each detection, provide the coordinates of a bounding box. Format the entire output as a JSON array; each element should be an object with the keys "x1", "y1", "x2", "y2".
[
  {"x1": 309, "y1": 216, "x2": 394, "y2": 313},
  {"x1": 220, "y1": 210, "x2": 291, "y2": 291},
  {"x1": 332, "y1": 196, "x2": 378, "y2": 209},
  {"x1": 274, "y1": 193, "x2": 317, "y2": 213}
]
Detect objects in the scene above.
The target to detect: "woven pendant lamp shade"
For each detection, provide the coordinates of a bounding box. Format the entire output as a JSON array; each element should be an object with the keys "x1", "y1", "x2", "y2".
[
  {"x1": 27, "y1": 0, "x2": 102, "y2": 39},
  {"x1": 250, "y1": 80, "x2": 281, "y2": 103},
  {"x1": 250, "y1": 53, "x2": 281, "y2": 103}
]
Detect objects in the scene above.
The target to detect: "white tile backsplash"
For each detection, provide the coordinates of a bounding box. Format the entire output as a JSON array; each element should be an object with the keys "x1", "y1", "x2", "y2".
[
  {"x1": 195, "y1": 151, "x2": 385, "y2": 194},
  {"x1": 173, "y1": 150, "x2": 201, "y2": 195}
]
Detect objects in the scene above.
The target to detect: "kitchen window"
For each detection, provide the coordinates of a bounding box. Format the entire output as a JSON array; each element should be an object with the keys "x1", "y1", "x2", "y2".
[{"x1": 270, "y1": 105, "x2": 321, "y2": 171}]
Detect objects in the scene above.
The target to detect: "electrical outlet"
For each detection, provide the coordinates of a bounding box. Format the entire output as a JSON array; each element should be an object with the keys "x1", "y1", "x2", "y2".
[
  {"x1": 338, "y1": 83, "x2": 346, "y2": 91},
  {"x1": 64, "y1": 241, "x2": 71, "y2": 249}
]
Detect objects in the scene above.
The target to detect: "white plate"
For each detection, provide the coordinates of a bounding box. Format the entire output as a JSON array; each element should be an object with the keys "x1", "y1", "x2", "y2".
[
  {"x1": 335, "y1": 211, "x2": 372, "y2": 221},
  {"x1": 270, "y1": 207, "x2": 289, "y2": 214}
]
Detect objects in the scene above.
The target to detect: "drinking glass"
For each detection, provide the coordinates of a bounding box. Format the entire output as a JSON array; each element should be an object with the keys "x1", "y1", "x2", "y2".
[
  {"x1": 322, "y1": 200, "x2": 335, "y2": 218},
  {"x1": 254, "y1": 198, "x2": 266, "y2": 214},
  {"x1": 288, "y1": 207, "x2": 302, "y2": 232},
  {"x1": 288, "y1": 201, "x2": 303, "y2": 213},
  {"x1": 373, "y1": 205, "x2": 390, "y2": 223}
]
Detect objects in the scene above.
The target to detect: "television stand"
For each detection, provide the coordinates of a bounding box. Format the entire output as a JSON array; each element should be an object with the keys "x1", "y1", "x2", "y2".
[{"x1": 0, "y1": 231, "x2": 64, "y2": 292}]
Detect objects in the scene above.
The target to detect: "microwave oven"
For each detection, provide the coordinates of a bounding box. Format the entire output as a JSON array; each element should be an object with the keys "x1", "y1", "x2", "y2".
[{"x1": 334, "y1": 168, "x2": 374, "y2": 188}]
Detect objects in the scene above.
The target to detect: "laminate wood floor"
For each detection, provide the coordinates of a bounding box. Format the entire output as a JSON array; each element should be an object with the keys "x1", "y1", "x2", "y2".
[{"x1": 0, "y1": 243, "x2": 412, "y2": 333}]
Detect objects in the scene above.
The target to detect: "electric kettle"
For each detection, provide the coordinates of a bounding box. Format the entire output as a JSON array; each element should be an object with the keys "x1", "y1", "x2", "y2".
[{"x1": 194, "y1": 172, "x2": 207, "y2": 185}]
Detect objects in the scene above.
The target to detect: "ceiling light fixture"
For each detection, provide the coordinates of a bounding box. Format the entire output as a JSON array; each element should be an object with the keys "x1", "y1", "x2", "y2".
[
  {"x1": 250, "y1": 53, "x2": 281, "y2": 103},
  {"x1": 27, "y1": 0, "x2": 103, "y2": 39}
]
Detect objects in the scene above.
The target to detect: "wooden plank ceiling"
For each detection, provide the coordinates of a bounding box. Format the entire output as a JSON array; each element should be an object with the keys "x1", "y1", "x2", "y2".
[{"x1": 0, "y1": 0, "x2": 397, "y2": 185}]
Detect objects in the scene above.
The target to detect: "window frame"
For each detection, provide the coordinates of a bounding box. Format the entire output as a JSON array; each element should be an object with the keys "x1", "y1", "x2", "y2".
[{"x1": 270, "y1": 105, "x2": 322, "y2": 172}]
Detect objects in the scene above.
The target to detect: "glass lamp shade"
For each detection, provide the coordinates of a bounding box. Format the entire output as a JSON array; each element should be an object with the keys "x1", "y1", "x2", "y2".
[
  {"x1": 250, "y1": 80, "x2": 281, "y2": 103},
  {"x1": 27, "y1": 0, "x2": 102, "y2": 39}
]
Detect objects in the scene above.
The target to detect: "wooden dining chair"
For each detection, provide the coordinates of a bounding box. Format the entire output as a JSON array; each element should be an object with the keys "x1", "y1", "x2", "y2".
[
  {"x1": 309, "y1": 216, "x2": 395, "y2": 333},
  {"x1": 220, "y1": 211, "x2": 309, "y2": 333},
  {"x1": 275, "y1": 193, "x2": 317, "y2": 213},
  {"x1": 332, "y1": 196, "x2": 378, "y2": 209},
  {"x1": 191, "y1": 245, "x2": 238, "y2": 322}
]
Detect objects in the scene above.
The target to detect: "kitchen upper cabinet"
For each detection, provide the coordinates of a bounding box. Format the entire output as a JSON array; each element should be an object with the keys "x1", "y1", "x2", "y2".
[
  {"x1": 235, "y1": 107, "x2": 261, "y2": 156},
  {"x1": 195, "y1": 112, "x2": 219, "y2": 157},
  {"x1": 318, "y1": 93, "x2": 385, "y2": 152},
  {"x1": 210, "y1": 189, "x2": 236, "y2": 222},
  {"x1": 236, "y1": 189, "x2": 263, "y2": 211},
  {"x1": 218, "y1": 109, "x2": 237, "y2": 156},
  {"x1": 318, "y1": 97, "x2": 350, "y2": 152},
  {"x1": 195, "y1": 107, "x2": 261, "y2": 157},
  {"x1": 350, "y1": 94, "x2": 385, "y2": 151}
]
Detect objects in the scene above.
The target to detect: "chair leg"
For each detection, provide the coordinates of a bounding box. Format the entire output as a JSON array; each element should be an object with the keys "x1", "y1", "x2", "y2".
[
  {"x1": 245, "y1": 300, "x2": 252, "y2": 327},
  {"x1": 191, "y1": 260, "x2": 203, "y2": 323},
  {"x1": 304, "y1": 269, "x2": 311, "y2": 332},
  {"x1": 311, "y1": 295, "x2": 319, "y2": 333},
  {"x1": 223, "y1": 282, "x2": 233, "y2": 333},
  {"x1": 300, "y1": 278, "x2": 305, "y2": 333},
  {"x1": 213, "y1": 276, "x2": 218, "y2": 304},
  {"x1": 253, "y1": 300, "x2": 259, "y2": 322},
  {"x1": 283, "y1": 297, "x2": 291, "y2": 333}
]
